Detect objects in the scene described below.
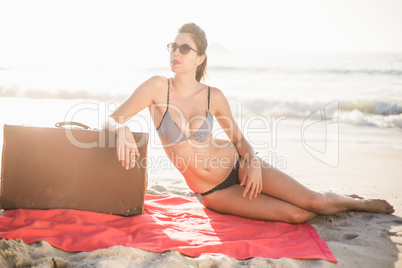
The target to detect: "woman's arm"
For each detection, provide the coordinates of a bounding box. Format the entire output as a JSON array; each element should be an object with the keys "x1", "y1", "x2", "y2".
[
  {"x1": 103, "y1": 76, "x2": 166, "y2": 169},
  {"x1": 105, "y1": 76, "x2": 166, "y2": 128},
  {"x1": 212, "y1": 88, "x2": 262, "y2": 199}
]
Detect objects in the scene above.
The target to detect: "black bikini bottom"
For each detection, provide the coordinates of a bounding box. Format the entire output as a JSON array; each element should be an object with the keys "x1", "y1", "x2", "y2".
[{"x1": 197, "y1": 157, "x2": 241, "y2": 197}]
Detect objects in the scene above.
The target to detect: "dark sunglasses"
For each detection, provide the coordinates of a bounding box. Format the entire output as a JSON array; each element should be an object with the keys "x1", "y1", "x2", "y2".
[{"x1": 167, "y1": 42, "x2": 201, "y2": 55}]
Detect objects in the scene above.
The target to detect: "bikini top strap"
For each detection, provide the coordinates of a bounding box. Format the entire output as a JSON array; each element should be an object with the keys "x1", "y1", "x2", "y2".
[
  {"x1": 207, "y1": 86, "x2": 210, "y2": 110},
  {"x1": 167, "y1": 79, "x2": 170, "y2": 109}
]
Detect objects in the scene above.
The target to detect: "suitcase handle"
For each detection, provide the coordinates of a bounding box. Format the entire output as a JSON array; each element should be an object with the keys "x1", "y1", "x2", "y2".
[{"x1": 55, "y1": 121, "x2": 91, "y2": 130}]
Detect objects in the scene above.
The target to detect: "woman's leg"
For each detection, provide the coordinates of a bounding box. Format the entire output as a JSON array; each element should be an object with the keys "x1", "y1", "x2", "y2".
[
  {"x1": 203, "y1": 185, "x2": 318, "y2": 223},
  {"x1": 203, "y1": 158, "x2": 393, "y2": 223},
  {"x1": 253, "y1": 158, "x2": 394, "y2": 215}
]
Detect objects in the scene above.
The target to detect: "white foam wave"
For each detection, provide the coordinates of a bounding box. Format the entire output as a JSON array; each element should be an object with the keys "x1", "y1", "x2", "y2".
[
  {"x1": 339, "y1": 110, "x2": 402, "y2": 129},
  {"x1": 209, "y1": 66, "x2": 402, "y2": 77},
  {"x1": 238, "y1": 98, "x2": 402, "y2": 129}
]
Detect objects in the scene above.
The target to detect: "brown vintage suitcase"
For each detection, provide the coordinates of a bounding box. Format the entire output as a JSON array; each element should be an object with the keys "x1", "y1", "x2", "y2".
[{"x1": 0, "y1": 123, "x2": 148, "y2": 216}]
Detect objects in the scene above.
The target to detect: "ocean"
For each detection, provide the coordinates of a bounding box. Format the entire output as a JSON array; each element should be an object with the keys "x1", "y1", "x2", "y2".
[
  {"x1": 1, "y1": 52, "x2": 401, "y2": 185},
  {"x1": 1, "y1": 53, "x2": 401, "y2": 127}
]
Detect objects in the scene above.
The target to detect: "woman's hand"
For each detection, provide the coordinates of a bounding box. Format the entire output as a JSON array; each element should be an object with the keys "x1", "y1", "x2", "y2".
[
  {"x1": 240, "y1": 158, "x2": 262, "y2": 200},
  {"x1": 116, "y1": 126, "x2": 140, "y2": 170}
]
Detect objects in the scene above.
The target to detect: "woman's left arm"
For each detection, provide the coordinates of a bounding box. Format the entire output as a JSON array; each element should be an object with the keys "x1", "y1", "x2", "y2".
[{"x1": 212, "y1": 88, "x2": 262, "y2": 200}]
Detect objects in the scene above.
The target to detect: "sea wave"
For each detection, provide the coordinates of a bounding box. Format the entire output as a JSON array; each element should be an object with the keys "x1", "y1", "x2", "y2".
[
  {"x1": 208, "y1": 66, "x2": 402, "y2": 77},
  {"x1": 239, "y1": 98, "x2": 402, "y2": 129},
  {"x1": 2, "y1": 84, "x2": 401, "y2": 129},
  {"x1": 340, "y1": 100, "x2": 402, "y2": 115},
  {"x1": 339, "y1": 110, "x2": 402, "y2": 129},
  {"x1": 241, "y1": 98, "x2": 402, "y2": 116},
  {"x1": 1, "y1": 88, "x2": 401, "y2": 129},
  {"x1": 0, "y1": 86, "x2": 127, "y2": 101}
]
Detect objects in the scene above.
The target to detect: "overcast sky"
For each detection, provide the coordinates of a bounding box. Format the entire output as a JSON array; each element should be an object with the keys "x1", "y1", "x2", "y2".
[{"x1": 1, "y1": 0, "x2": 401, "y2": 67}]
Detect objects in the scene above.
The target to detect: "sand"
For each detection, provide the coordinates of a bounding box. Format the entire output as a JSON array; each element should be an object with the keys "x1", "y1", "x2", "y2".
[{"x1": 0, "y1": 99, "x2": 401, "y2": 267}]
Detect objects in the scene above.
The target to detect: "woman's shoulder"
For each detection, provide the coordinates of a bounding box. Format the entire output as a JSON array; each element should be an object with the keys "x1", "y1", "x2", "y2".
[
  {"x1": 207, "y1": 85, "x2": 226, "y2": 101},
  {"x1": 145, "y1": 75, "x2": 169, "y2": 89},
  {"x1": 134, "y1": 76, "x2": 169, "y2": 97},
  {"x1": 206, "y1": 85, "x2": 229, "y2": 115}
]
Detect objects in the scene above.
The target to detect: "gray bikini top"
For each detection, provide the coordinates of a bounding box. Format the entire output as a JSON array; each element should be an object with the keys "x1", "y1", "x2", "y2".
[{"x1": 156, "y1": 80, "x2": 213, "y2": 144}]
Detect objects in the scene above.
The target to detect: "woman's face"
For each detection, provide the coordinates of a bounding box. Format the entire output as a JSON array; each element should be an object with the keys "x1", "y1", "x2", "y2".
[{"x1": 169, "y1": 33, "x2": 204, "y2": 76}]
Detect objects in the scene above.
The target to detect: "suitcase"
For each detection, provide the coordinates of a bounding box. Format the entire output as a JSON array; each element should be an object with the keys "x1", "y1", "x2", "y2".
[{"x1": 0, "y1": 123, "x2": 148, "y2": 216}]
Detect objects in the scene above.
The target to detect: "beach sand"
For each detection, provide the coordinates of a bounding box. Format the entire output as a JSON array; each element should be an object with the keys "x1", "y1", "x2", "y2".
[{"x1": 0, "y1": 98, "x2": 402, "y2": 267}]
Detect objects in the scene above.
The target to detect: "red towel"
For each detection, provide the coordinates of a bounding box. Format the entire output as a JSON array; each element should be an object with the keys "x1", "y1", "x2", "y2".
[{"x1": 0, "y1": 195, "x2": 336, "y2": 262}]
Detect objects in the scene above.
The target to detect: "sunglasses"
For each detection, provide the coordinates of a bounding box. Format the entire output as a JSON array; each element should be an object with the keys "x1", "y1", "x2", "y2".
[{"x1": 167, "y1": 42, "x2": 201, "y2": 55}]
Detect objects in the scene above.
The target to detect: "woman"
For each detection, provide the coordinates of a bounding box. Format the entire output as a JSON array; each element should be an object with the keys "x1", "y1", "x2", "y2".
[{"x1": 104, "y1": 23, "x2": 394, "y2": 223}]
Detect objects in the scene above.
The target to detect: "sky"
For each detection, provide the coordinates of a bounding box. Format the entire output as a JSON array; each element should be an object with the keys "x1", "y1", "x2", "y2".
[{"x1": 0, "y1": 0, "x2": 402, "y2": 68}]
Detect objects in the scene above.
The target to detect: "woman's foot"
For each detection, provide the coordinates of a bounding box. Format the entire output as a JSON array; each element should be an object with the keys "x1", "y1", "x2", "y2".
[{"x1": 350, "y1": 195, "x2": 395, "y2": 214}]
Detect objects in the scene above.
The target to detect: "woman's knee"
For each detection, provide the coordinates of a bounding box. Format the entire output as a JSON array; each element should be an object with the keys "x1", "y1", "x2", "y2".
[{"x1": 286, "y1": 209, "x2": 313, "y2": 224}]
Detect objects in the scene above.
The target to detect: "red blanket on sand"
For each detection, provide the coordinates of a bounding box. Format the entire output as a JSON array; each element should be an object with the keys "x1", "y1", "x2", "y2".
[{"x1": 0, "y1": 195, "x2": 336, "y2": 262}]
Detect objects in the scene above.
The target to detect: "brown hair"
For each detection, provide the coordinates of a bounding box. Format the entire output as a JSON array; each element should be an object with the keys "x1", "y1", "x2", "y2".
[{"x1": 178, "y1": 23, "x2": 208, "y2": 82}]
